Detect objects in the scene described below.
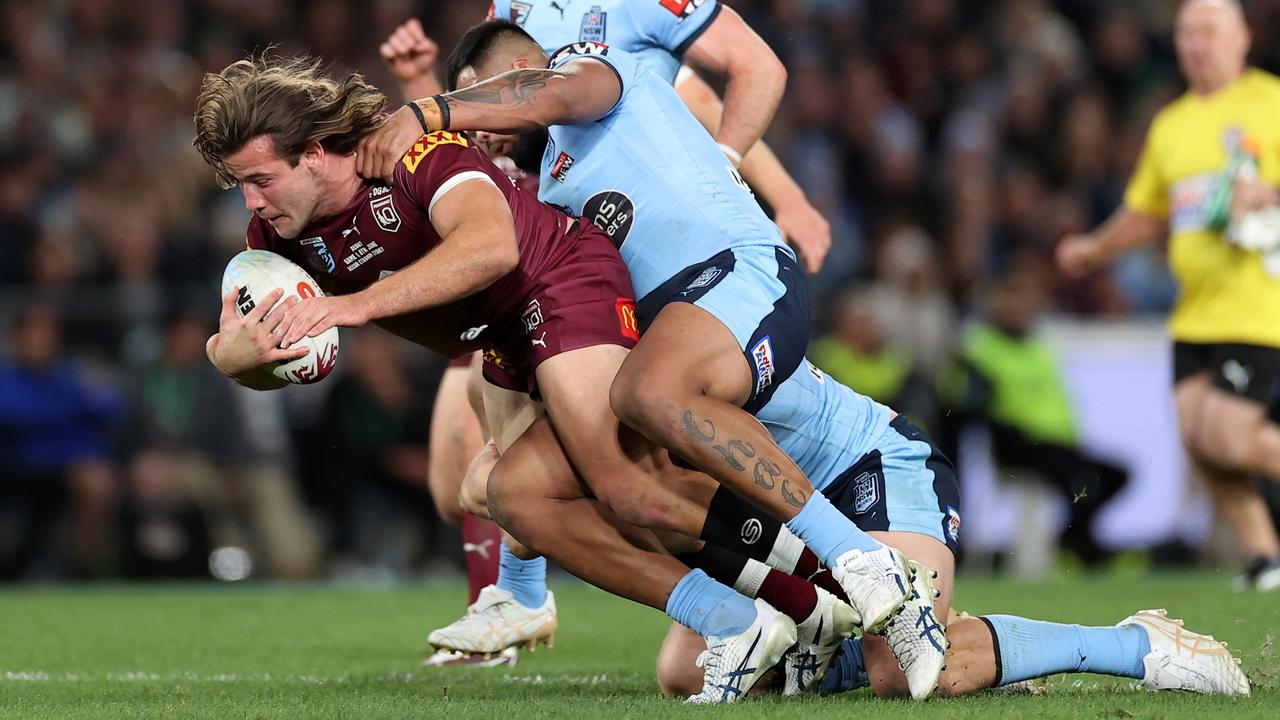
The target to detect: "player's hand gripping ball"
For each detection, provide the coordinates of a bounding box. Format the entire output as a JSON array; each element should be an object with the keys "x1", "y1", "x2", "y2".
[{"x1": 220, "y1": 250, "x2": 340, "y2": 384}]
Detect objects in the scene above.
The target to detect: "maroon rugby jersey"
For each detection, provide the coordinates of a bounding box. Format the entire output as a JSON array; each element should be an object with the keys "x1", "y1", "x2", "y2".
[{"x1": 246, "y1": 131, "x2": 576, "y2": 358}]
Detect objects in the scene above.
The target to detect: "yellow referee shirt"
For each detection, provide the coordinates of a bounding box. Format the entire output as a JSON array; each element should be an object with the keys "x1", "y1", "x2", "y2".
[{"x1": 1124, "y1": 68, "x2": 1280, "y2": 347}]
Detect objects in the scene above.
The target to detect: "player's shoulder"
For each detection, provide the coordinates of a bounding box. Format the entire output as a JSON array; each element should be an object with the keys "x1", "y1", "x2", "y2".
[{"x1": 394, "y1": 131, "x2": 482, "y2": 196}]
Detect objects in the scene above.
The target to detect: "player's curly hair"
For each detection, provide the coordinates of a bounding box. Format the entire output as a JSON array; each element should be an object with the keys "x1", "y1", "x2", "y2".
[{"x1": 193, "y1": 53, "x2": 387, "y2": 189}]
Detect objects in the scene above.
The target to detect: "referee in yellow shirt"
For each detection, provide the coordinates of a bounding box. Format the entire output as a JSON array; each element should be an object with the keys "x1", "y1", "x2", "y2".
[{"x1": 1060, "y1": 0, "x2": 1280, "y2": 591}]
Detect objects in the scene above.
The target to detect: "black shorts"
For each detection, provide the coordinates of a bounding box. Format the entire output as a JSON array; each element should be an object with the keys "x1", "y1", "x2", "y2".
[{"x1": 1173, "y1": 341, "x2": 1280, "y2": 405}]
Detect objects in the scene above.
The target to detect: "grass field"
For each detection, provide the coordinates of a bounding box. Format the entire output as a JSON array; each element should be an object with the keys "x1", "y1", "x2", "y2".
[{"x1": 1, "y1": 572, "x2": 1276, "y2": 719}]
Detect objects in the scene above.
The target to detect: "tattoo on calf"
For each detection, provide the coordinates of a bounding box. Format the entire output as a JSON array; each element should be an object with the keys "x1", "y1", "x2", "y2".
[
  {"x1": 680, "y1": 408, "x2": 807, "y2": 507},
  {"x1": 780, "y1": 479, "x2": 808, "y2": 508},
  {"x1": 752, "y1": 458, "x2": 780, "y2": 491}
]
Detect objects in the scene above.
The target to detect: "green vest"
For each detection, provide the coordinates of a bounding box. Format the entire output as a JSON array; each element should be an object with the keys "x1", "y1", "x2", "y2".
[
  {"x1": 810, "y1": 336, "x2": 912, "y2": 404},
  {"x1": 961, "y1": 324, "x2": 1077, "y2": 445}
]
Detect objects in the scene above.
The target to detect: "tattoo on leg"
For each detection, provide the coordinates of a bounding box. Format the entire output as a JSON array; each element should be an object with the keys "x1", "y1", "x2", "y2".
[
  {"x1": 682, "y1": 410, "x2": 716, "y2": 443},
  {"x1": 752, "y1": 458, "x2": 780, "y2": 491},
  {"x1": 780, "y1": 479, "x2": 807, "y2": 508},
  {"x1": 713, "y1": 439, "x2": 755, "y2": 472},
  {"x1": 681, "y1": 408, "x2": 809, "y2": 507}
]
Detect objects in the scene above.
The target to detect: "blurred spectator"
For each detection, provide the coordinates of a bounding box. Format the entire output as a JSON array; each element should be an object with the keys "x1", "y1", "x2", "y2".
[
  {"x1": 939, "y1": 258, "x2": 1129, "y2": 566},
  {"x1": 117, "y1": 449, "x2": 213, "y2": 579},
  {"x1": 811, "y1": 289, "x2": 936, "y2": 426},
  {"x1": 0, "y1": 305, "x2": 119, "y2": 579}
]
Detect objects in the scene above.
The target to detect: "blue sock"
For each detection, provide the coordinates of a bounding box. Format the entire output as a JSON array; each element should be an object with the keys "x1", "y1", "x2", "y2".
[
  {"x1": 784, "y1": 493, "x2": 882, "y2": 566},
  {"x1": 983, "y1": 615, "x2": 1150, "y2": 685},
  {"x1": 818, "y1": 637, "x2": 868, "y2": 695},
  {"x1": 665, "y1": 569, "x2": 758, "y2": 637},
  {"x1": 496, "y1": 544, "x2": 547, "y2": 609}
]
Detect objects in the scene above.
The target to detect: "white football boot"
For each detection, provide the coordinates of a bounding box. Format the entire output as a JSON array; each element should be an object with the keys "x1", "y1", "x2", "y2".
[
  {"x1": 782, "y1": 587, "x2": 859, "y2": 695},
  {"x1": 831, "y1": 546, "x2": 913, "y2": 635},
  {"x1": 426, "y1": 585, "x2": 557, "y2": 655},
  {"x1": 1117, "y1": 609, "x2": 1250, "y2": 696},
  {"x1": 422, "y1": 647, "x2": 518, "y2": 668},
  {"x1": 874, "y1": 559, "x2": 948, "y2": 700},
  {"x1": 687, "y1": 599, "x2": 797, "y2": 704}
]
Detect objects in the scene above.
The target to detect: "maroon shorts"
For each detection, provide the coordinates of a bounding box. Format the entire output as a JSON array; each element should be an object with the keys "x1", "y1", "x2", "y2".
[{"x1": 483, "y1": 222, "x2": 639, "y2": 398}]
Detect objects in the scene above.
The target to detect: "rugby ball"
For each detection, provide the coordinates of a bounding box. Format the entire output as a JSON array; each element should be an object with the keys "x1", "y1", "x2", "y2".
[{"x1": 220, "y1": 250, "x2": 340, "y2": 385}]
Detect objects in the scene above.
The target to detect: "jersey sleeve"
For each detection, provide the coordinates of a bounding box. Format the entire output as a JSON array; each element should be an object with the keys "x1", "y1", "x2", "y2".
[
  {"x1": 548, "y1": 43, "x2": 634, "y2": 119},
  {"x1": 625, "y1": 0, "x2": 722, "y2": 55},
  {"x1": 1123, "y1": 112, "x2": 1170, "y2": 219},
  {"x1": 396, "y1": 131, "x2": 502, "y2": 219}
]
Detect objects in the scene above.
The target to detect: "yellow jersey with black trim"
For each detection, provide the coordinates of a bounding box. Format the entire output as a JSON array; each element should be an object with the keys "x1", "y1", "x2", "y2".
[{"x1": 1124, "y1": 68, "x2": 1280, "y2": 347}]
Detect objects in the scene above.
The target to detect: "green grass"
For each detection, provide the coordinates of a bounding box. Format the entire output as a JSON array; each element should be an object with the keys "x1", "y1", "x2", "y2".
[{"x1": 0, "y1": 572, "x2": 1275, "y2": 719}]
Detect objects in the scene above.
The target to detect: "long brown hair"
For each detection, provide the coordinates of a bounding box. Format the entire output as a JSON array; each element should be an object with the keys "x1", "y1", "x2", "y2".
[{"x1": 193, "y1": 54, "x2": 387, "y2": 189}]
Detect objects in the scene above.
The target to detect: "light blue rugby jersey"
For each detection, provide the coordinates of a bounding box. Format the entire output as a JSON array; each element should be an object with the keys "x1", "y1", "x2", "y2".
[
  {"x1": 763, "y1": 361, "x2": 896, "y2": 493},
  {"x1": 534, "y1": 44, "x2": 783, "y2": 298},
  {"x1": 486, "y1": 3, "x2": 893, "y2": 475},
  {"x1": 490, "y1": 0, "x2": 720, "y2": 83}
]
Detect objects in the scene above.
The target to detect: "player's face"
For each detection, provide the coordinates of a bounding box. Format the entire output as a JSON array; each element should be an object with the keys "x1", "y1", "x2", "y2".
[
  {"x1": 1175, "y1": 2, "x2": 1249, "y2": 92},
  {"x1": 223, "y1": 136, "x2": 324, "y2": 239}
]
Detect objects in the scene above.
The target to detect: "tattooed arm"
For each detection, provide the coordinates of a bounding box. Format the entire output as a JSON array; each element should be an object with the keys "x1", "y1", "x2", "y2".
[{"x1": 356, "y1": 59, "x2": 621, "y2": 182}]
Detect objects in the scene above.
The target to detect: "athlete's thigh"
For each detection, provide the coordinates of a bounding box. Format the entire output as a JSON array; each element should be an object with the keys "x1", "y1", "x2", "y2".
[
  {"x1": 621, "y1": 301, "x2": 752, "y2": 405},
  {"x1": 656, "y1": 622, "x2": 707, "y2": 698},
  {"x1": 534, "y1": 343, "x2": 666, "y2": 480},
  {"x1": 427, "y1": 363, "x2": 484, "y2": 525},
  {"x1": 482, "y1": 378, "x2": 543, "y2": 453},
  {"x1": 622, "y1": 246, "x2": 810, "y2": 413},
  {"x1": 859, "y1": 531, "x2": 955, "y2": 698}
]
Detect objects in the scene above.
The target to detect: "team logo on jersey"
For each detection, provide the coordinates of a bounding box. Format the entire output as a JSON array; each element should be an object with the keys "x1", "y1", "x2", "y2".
[
  {"x1": 298, "y1": 236, "x2": 336, "y2": 274},
  {"x1": 510, "y1": 0, "x2": 532, "y2": 24},
  {"x1": 946, "y1": 506, "x2": 961, "y2": 543},
  {"x1": 522, "y1": 299, "x2": 545, "y2": 333},
  {"x1": 370, "y1": 194, "x2": 401, "y2": 233},
  {"x1": 583, "y1": 190, "x2": 634, "y2": 247},
  {"x1": 616, "y1": 298, "x2": 639, "y2": 340},
  {"x1": 658, "y1": 0, "x2": 706, "y2": 20},
  {"x1": 551, "y1": 151, "x2": 575, "y2": 182},
  {"x1": 580, "y1": 5, "x2": 607, "y2": 42},
  {"x1": 401, "y1": 131, "x2": 470, "y2": 174},
  {"x1": 751, "y1": 336, "x2": 775, "y2": 395},
  {"x1": 549, "y1": 41, "x2": 609, "y2": 67},
  {"x1": 853, "y1": 471, "x2": 880, "y2": 515}
]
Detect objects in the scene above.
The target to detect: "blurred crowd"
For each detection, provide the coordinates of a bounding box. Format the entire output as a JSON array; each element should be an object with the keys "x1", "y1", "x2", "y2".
[{"x1": 4, "y1": 0, "x2": 1280, "y2": 580}]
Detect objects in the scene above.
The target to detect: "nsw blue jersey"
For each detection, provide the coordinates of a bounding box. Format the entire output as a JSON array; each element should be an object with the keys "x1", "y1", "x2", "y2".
[
  {"x1": 536, "y1": 44, "x2": 783, "y2": 298},
  {"x1": 490, "y1": 0, "x2": 720, "y2": 83},
  {"x1": 760, "y1": 361, "x2": 895, "y2": 493}
]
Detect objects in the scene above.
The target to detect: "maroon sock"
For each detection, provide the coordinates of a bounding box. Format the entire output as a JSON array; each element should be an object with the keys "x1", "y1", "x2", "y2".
[
  {"x1": 757, "y1": 568, "x2": 820, "y2": 623},
  {"x1": 792, "y1": 547, "x2": 848, "y2": 603},
  {"x1": 461, "y1": 514, "x2": 502, "y2": 603}
]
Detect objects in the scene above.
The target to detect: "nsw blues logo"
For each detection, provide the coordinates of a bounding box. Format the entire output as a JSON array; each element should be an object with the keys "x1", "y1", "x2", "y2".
[
  {"x1": 580, "y1": 5, "x2": 607, "y2": 42},
  {"x1": 298, "y1": 236, "x2": 335, "y2": 274},
  {"x1": 853, "y1": 471, "x2": 879, "y2": 515}
]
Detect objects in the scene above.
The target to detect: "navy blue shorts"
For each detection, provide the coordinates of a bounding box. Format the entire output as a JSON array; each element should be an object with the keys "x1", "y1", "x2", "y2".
[{"x1": 635, "y1": 245, "x2": 809, "y2": 415}]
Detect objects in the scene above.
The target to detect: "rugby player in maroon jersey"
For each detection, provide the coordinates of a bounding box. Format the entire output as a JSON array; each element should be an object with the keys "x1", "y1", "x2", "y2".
[{"x1": 194, "y1": 55, "x2": 832, "y2": 700}]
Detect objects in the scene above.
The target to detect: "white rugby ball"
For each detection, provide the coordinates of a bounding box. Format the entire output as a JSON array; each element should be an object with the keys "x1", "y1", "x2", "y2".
[{"x1": 220, "y1": 249, "x2": 340, "y2": 385}]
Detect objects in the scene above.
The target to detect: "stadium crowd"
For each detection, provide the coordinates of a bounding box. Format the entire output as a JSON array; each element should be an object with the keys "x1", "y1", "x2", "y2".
[{"x1": 3, "y1": 0, "x2": 1278, "y2": 581}]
